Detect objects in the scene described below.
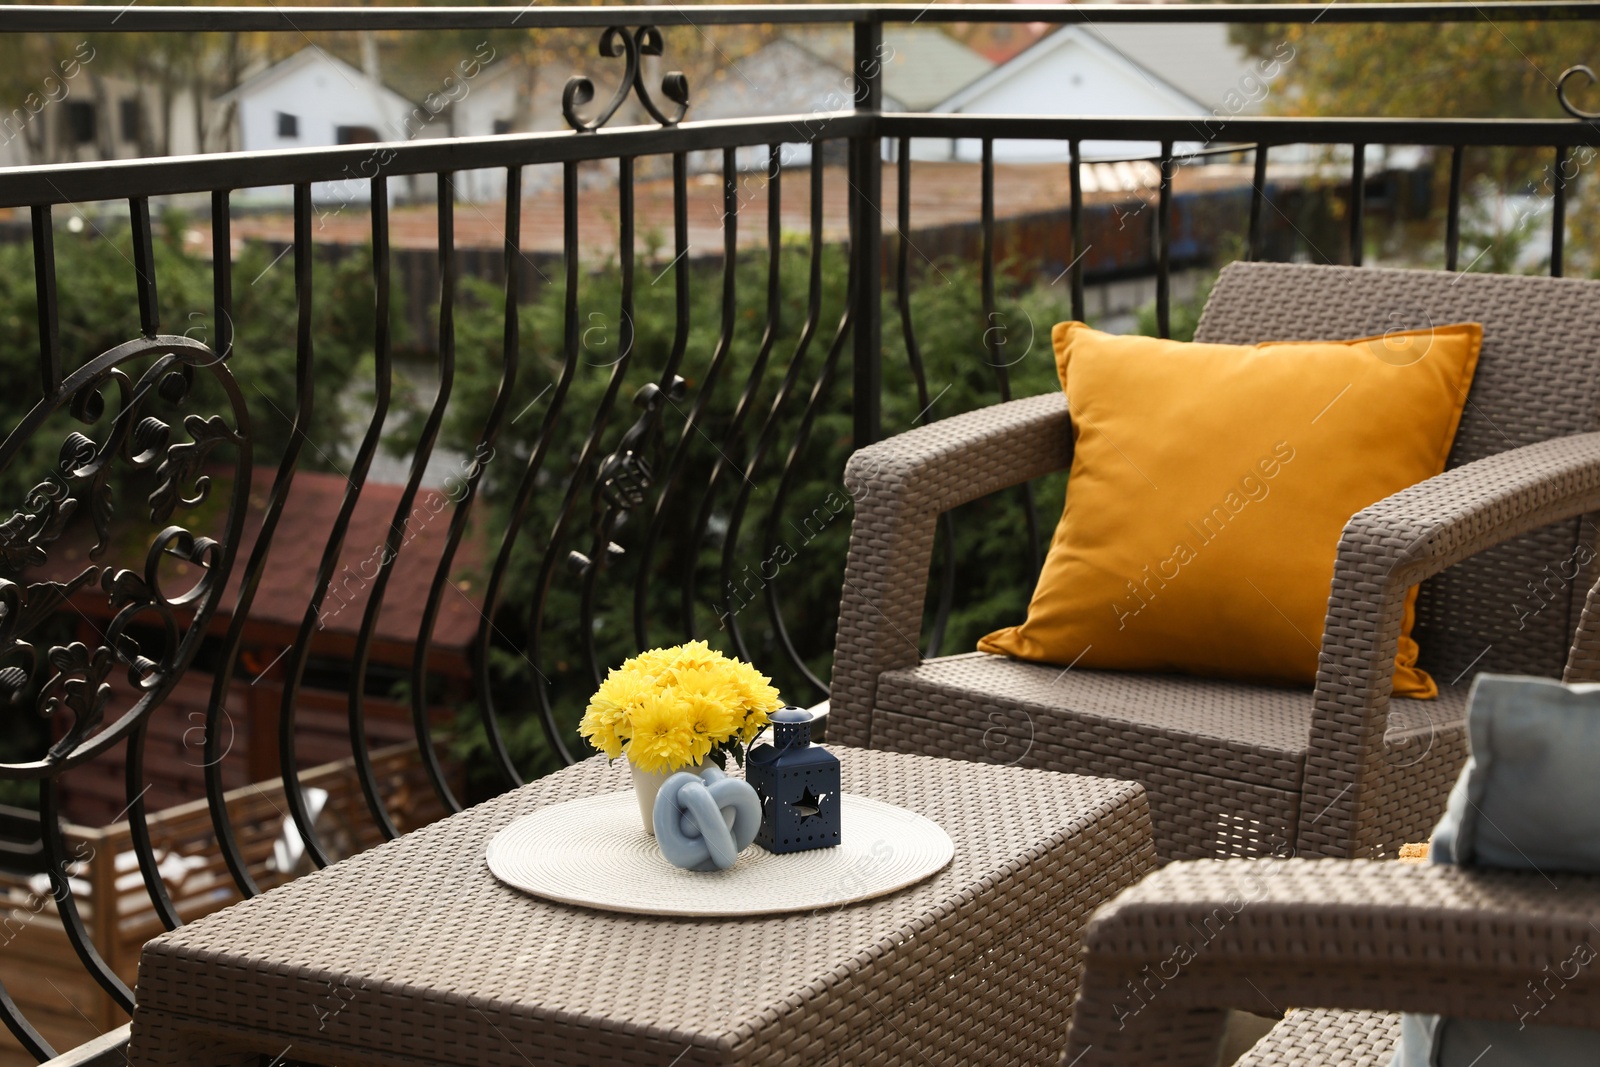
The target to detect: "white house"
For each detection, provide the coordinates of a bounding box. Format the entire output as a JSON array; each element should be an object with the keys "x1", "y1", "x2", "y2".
[
  {"x1": 921, "y1": 23, "x2": 1289, "y2": 163},
  {"x1": 217, "y1": 47, "x2": 432, "y2": 204}
]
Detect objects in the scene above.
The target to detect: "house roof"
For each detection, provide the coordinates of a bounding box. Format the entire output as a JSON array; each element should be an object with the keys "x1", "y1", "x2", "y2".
[
  {"x1": 933, "y1": 19, "x2": 1267, "y2": 119},
  {"x1": 786, "y1": 26, "x2": 995, "y2": 111},
  {"x1": 23, "y1": 467, "x2": 488, "y2": 663},
  {"x1": 216, "y1": 46, "x2": 419, "y2": 111},
  {"x1": 1083, "y1": 23, "x2": 1263, "y2": 115}
]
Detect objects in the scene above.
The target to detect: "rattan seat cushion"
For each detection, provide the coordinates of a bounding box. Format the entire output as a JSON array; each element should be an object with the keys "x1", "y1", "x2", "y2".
[
  {"x1": 876, "y1": 652, "x2": 1469, "y2": 790},
  {"x1": 1235, "y1": 1009, "x2": 1401, "y2": 1066},
  {"x1": 871, "y1": 653, "x2": 1470, "y2": 858}
]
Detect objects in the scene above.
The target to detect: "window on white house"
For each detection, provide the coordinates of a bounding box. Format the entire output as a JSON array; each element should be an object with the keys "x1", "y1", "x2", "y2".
[
  {"x1": 277, "y1": 112, "x2": 299, "y2": 138},
  {"x1": 336, "y1": 125, "x2": 379, "y2": 145},
  {"x1": 65, "y1": 102, "x2": 95, "y2": 144},
  {"x1": 492, "y1": 119, "x2": 513, "y2": 135},
  {"x1": 120, "y1": 98, "x2": 140, "y2": 143}
]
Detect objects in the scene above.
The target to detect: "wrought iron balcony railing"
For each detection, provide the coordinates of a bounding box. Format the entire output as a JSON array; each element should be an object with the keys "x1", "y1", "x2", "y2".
[{"x1": 0, "y1": 3, "x2": 1597, "y2": 1062}]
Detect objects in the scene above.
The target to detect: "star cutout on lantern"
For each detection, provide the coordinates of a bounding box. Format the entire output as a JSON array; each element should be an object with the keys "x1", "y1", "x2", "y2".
[{"x1": 791, "y1": 787, "x2": 824, "y2": 820}]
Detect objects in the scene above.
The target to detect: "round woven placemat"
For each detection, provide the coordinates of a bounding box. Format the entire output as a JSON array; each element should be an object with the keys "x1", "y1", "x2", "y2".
[{"x1": 485, "y1": 791, "x2": 954, "y2": 916}]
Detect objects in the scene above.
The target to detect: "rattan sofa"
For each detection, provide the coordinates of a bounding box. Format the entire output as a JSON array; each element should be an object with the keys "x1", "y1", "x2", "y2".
[
  {"x1": 1060, "y1": 856, "x2": 1600, "y2": 1065},
  {"x1": 832, "y1": 262, "x2": 1600, "y2": 861}
]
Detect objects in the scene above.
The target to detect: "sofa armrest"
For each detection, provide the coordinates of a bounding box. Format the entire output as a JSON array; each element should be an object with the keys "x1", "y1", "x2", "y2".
[
  {"x1": 1064, "y1": 858, "x2": 1600, "y2": 1067},
  {"x1": 1304, "y1": 432, "x2": 1600, "y2": 857},
  {"x1": 829, "y1": 392, "x2": 1072, "y2": 747}
]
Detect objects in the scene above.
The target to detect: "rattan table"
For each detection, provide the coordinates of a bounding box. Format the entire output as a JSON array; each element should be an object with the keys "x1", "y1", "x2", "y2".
[{"x1": 128, "y1": 748, "x2": 1155, "y2": 1066}]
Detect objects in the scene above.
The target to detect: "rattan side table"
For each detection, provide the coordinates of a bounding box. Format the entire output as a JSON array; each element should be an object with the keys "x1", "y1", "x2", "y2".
[{"x1": 129, "y1": 748, "x2": 1155, "y2": 1066}]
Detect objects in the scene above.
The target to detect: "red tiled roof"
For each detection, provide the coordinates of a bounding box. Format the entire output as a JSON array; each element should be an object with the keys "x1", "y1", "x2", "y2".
[
  {"x1": 192, "y1": 161, "x2": 1257, "y2": 258},
  {"x1": 24, "y1": 466, "x2": 488, "y2": 662},
  {"x1": 220, "y1": 466, "x2": 488, "y2": 653}
]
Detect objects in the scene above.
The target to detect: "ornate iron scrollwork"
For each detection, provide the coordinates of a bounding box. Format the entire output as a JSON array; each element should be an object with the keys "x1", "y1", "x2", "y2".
[
  {"x1": 569, "y1": 378, "x2": 686, "y2": 576},
  {"x1": 1559, "y1": 65, "x2": 1600, "y2": 119},
  {"x1": 0, "y1": 336, "x2": 249, "y2": 773},
  {"x1": 563, "y1": 26, "x2": 690, "y2": 132}
]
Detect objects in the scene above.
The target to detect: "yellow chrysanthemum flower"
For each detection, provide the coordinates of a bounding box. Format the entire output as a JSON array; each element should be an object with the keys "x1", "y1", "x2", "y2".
[
  {"x1": 739, "y1": 702, "x2": 773, "y2": 745},
  {"x1": 673, "y1": 674, "x2": 743, "y2": 749},
  {"x1": 579, "y1": 666, "x2": 657, "y2": 759},
  {"x1": 668, "y1": 639, "x2": 721, "y2": 674},
  {"x1": 731, "y1": 661, "x2": 781, "y2": 709},
  {"x1": 579, "y1": 643, "x2": 786, "y2": 770},
  {"x1": 624, "y1": 691, "x2": 700, "y2": 774}
]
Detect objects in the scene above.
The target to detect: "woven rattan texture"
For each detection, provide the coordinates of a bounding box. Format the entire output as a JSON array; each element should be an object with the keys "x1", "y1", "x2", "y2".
[
  {"x1": 1062, "y1": 858, "x2": 1600, "y2": 1067},
  {"x1": 1232, "y1": 1009, "x2": 1400, "y2": 1067},
  {"x1": 880, "y1": 654, "x2": 1314, "y2": 788},
  {"x1": 130, "y1": 750, "x2": 1156, "y2": 1067},
  {"x1": 1564, "y1": 565, "x2": 1600, "y2": 682},
  {"x1": 833, "y1": 263, "x2": 1600, "y2": 861},
  {"x1": 834, "y1": 390, "x2": 1073, "y2": 751},
  {"x1": 877, "y1": 705, "x2": 1299, "y2": 862},
  {"x1": 865, "y1": 654, "x2": 1466, "y2": 860}
]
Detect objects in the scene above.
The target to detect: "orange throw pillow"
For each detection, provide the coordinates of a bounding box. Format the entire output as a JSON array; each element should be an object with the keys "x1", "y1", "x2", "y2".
[{"x1": 978, "y1": 321, "x2": 1483, "y2": 696}]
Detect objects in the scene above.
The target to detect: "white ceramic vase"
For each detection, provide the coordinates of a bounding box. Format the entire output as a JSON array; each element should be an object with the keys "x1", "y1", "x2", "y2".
[{"x1": 630, "y1": 758, "x2": 709, "y2": 835}]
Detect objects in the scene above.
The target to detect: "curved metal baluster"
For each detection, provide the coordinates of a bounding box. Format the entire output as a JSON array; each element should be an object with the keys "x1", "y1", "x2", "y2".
[
  {"x1": 1156, "y1": 143, "x2": 1173, "y2": 339},
  {"x1": 895, "y1": 137, "x2": 956, "y2": 659},
  {"x1": 124, "y1": 721, "x2": 182, "y2": 931},
  {"x1": 40, "y1": 778, "x2": 133, "y2": 1011},
  {"x1": 682, "y1": 145, "x2": 783, "y2": 640},
  {"x1": 130, "y1": 197, "x2": 159, "y2": 338},
  {"x1": 981, "y1": 138, "x2": 1042, "y2": 578},
  {"x1": 480, "y1": 161, "x2": 583, "y2": 770},
  {"x1": 760, "y1": 140, "x2": 860, "y2": 698},
  {"x1": 1068, "y1": 140, "x2": 1085, "y2": 321},
  {"x1": 352, "y1": 173, "x2": 469, "y2": 808},
  {"x1": 721, "y1": 150, "x2": 825, "y2": 664},
  {"x1": 1552, "y1": 145, "x2": 1567, "y2": 278},
  {"x1": 454, "y1": 166, "x2": 527, "y2": 792},
  {"x1": 213, "y1": 191, "x2": 234, "y2": 364},
  {"x1": 1445, "y1": 145, "x2": 1464, "y2": 271},
  {"x1": 201, "y1": 188, "x2": 267, "y2": 899},
  {"x1": 656, "y1": 155, "x2": 693, "y2": 406},
  {"x1": 403, "y1": 175, "x2": 465, "y2": 813},
  {"x1": 274, "y1": 183, "x2": 337, "y2": 867},
  {"x1": 530, "y1": 157, "x2": 643, "y2": 751},
  {"x1": 31, "y1": 205, "x2": 60, "y2": 397},
  {"x1": 633, "y1": 147, "x2": 739, "y2": 644},
  {"x1": 761, "y1": 292, "x2": 853, "y2": 700},
  {"x1": 0, "y1": 978, "x2": 53, "y2": 1061},
  {"x1": 577, "y1": 157, "x2": 639, "y2": 685},
  {"x1": 1248, "y1": 144, "x2": 1268, "y2": 262},
  {"x1": 1350, "y1": 142, "x2": 1366, "y2": 267},
  {"x1": 282, "y1": 181, "x2": 404, "y2": 847},
  {"x1": 324, "y1": 173, "x2": 396, "y2": 844},
  {"x1": 413, "y1": 172, "x2": 522, "y2": 781},
  {"x1": 632, "y1": 150, "x2": 692, "y2": 649},
  {"x1": 345, "y1": 175, "x2": 402, "y2": 839}
]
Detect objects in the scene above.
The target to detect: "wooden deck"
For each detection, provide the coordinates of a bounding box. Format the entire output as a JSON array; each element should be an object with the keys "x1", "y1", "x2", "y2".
[{"x1": 0, "y1": 743, "x2": 456, "y2": 1065}]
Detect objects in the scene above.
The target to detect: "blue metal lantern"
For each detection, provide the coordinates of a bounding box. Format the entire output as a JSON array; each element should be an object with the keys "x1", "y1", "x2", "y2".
[{"x1": 746, "y1": 707, "x2": 841, "y2": 853}]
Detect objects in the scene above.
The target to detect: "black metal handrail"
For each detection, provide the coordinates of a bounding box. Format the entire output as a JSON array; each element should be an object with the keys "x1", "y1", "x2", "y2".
[
  {"x1": 0, "y1": 4, "x2": 1597, "y2": 1062},
  {"x1": 5, "y1": 2, "x2": 1600, "y2": 29}
]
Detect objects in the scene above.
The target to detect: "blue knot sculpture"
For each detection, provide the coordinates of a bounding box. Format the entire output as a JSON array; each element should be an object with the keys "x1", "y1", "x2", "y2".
[{"x1": 653, "y1": 766, "x2": 762, "y2": 872}]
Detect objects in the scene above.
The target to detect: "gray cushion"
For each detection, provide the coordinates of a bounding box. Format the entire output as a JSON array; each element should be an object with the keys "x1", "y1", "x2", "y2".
[
  {"x1": 1431, "y1": 674, "x2": 1600, "y2": 869},
  {"x1": 1393, "y1": 674, "x2": 1600, "y2": 1067}
]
